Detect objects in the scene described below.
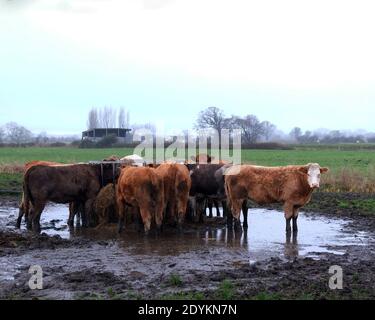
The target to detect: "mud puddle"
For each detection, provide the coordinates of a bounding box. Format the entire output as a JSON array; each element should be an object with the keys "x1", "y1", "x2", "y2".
[
  {"x1": 1, "y1": 204, "x2": 371, "y2": 259},
  {"x1": 0, "y1": 204, "x2": 374, "y2": 299}
]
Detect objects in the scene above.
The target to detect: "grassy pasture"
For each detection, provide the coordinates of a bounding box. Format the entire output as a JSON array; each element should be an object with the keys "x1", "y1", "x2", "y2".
[
  {"x1": 241, "y1": 149, "x2": 375, "y2": 173},
  {"x1": 0, "y1": 146, "x2": 375, "y2": 193},
  {"x1": 0, "y1": 147, "x2": 374, "y2": 170}
]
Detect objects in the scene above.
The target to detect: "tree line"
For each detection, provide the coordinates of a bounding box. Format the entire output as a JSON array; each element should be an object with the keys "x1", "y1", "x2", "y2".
[
  {"x1": 196, "y1": 107, "x2": 375, "y2": 144},
  {"x1": 0, "y1": 122, "x2": 78, "y2": 146},
  {"x1": 195, "y1": 107, "x2": 276, "y2": 144},
  {"x1": 1, "y1": 105, "x2": 375, "y2": 147}
]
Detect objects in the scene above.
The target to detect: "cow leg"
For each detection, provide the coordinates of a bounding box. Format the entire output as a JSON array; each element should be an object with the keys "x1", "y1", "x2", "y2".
[
  {"x1": 166, "y1": 200, "x2": 175, "y2": 226},
  {"x1": 85, "y1": 199, "x2": 96, "y2": 228},
  {"x1": 214, "y1": 200, "x2": 220, "y2": 217},
  {"x1": 26, "y1": 210, "x2": 33, "y2": 230},
  {"x1": 199, "y1": 199, "x2": 206, "y2": 223},
  {"x1": 284, "y1": 202, "x2": 294, "y2": 234},
  {"x1": 135, "y1": 212, "x2": 143, "y2": 233},
  {"x1": 177, "y1": 213, "x2": 184, "y2": 233},
  {"x1": 242, "y1": 200, "x2": 249, "y2": 229},
  {"x1": 67, "y1": 203, "x2": 75, "y2": 227},
  {"x1": 208, "y1": 199, "x2": 213, "y2": 218},
  {"x1": 185, "y1": 198, "x2": 194, "y2": 222},
  {"x1": 16, "y1": 206, "x2": 24, "y2": 229},
  {"x1": 229, "y1": 199, "x2": 242, "y2": 228},
  {"x1": 292, "y1": 207, "x2": 299, "y2": 233},
  {"x1": 155, "y1": 205, "x2": 164, "y2": 235},
  {"x1": 31, "y1": 202, "x2": 46, "y2": 233},
  {"x1": 81, "y1": 210, "x2": 87, "y2": 228},
  {"x1": 76, "y1": 207, "x2": 82, "y2": 227},
  {"x1": 139, "y1": 208, "x2": 152, "y2": 235},
  {"x1": 176, "y1": 199, "x2": 187, "y2": 232},
  {"x1": 117, "y1": 200, "x2": 125, "y2": 234},
  {"x1": 24, "y1": 206, "x2": 30, "y2": 226},
  {"x1": 221, "y1": 200, "x2": 227, "y2": 218},
  {"x1": 226, "y1": 202, "x2": 233, "y2": 227}
]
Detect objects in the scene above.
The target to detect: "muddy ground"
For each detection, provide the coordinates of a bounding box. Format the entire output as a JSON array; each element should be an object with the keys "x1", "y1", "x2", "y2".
[{"x1": 0, "y1": 192, "x2": 374, "y2": 300}]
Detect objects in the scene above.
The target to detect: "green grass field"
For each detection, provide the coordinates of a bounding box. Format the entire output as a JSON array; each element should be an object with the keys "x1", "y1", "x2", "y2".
[
  {"x1": 0, "y1": 146, "x2": 375, "y2": 193},
  {"x1": 241, "y1": 149, "x2": 375, "y2": 173},
  {"x1": 0, "y1": 147, "x2": 134, "y2": 164},
  {"x1": 0, "y1": 147, "x2": 374, "y2": 171}
]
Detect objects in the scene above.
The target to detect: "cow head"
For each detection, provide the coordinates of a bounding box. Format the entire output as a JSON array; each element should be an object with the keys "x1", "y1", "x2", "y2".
[
  {"x1": 185, "y1": 163, "x2": 198, "y2": 176},
  {"x1": 191, "y1": 154, "x2": 214, "y2": 164},
  {"x1": 300, "y1": 163, "x2": 329, "y2": 188}
]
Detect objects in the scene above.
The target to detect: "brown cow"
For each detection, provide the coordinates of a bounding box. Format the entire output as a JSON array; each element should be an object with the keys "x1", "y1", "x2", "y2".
[
  {"x1": 155, "y1": 163, "x2": 191, "y2": 229},
  {"x1": 93, "y1": 183, "x2": 118, "y2": 229},
  {"x1": 116, "y1": 166, "x2": 164, "y2": 235},
  {"x1": 17, "y1": 161, "x2": 85, "y2": 228},
  {"x1": 16, "y1": 161, "x2": 62, "y2": 228},
  {"x1": 23, "y1": 163, "x2": 115, "y2": 232},
  {"x1": 225, "y1": 163, "x2": 329, "y2": 233}
]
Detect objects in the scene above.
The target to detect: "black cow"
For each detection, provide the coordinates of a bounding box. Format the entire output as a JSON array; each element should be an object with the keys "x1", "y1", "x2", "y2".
[{"x1": 185, "y1": 163, "x2": 232, "y2": 223}]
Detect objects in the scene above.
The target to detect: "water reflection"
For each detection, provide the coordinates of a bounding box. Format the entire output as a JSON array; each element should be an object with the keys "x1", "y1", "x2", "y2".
[
  {"x1": 1, "y1": 205, "x2": 371, "y2": 261},
  {"x1": 284, "y1": 232, "x2": 299, "y2": 259}
]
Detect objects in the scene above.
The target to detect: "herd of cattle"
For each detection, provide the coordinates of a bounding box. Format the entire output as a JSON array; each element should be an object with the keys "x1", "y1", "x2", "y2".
[{"x1": 15, "y1": 154, "x2": 329, "y2": 235}]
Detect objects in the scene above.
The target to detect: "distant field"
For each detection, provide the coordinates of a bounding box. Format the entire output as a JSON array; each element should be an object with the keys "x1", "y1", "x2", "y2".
[
  {"x1": 241, "y1": 149, "x2": 375, "y2": 173},
  {"x1": 0, "y1": 146, "x2": 374, "y2": 172},
  {"x1": 0, "y1": 147, "x2": 134, "y2": 165},
  {"x1": 0, "y1": 146, "x2": 375, "y2": 193}
]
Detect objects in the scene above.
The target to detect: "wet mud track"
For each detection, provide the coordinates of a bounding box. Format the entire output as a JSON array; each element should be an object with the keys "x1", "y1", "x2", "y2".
[{"x1": 0, "y1": 193, "x2": 374, "y2": 300}]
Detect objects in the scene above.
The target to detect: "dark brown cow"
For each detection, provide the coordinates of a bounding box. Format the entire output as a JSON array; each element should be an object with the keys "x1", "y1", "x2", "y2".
[
  {"x1": 225, "y1": 163, "x2": 329, "y2": 233},
  {"x1": 191, "y1": 153, "x2": 213, "y2": 164},
  {"x1": 155, "y1": 163, "x2": 191, "y2": 229},
  {"x1": 16, "y1": 161, "x2": 62, "y2": 228},
  {"x1": 205, "y1": 198, "x2": 221, "y2": 218},
  {"x1": 116, "y1": 166, "x2": 164, "y2": 235},
  {"x1": 191, "y1": 154, "x2": 231, "y2": 165},
  {"x1": 23, "y1": 163, "x2": 116, "y2": 232},
  {"x1": 93, "y1": 183, "x2": 118, "y2": 229},
  {"x1": 186, "y1": 163, "x2": 231, "y2": 223}
]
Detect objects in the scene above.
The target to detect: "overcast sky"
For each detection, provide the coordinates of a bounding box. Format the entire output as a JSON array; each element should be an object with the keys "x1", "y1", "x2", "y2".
[{"x1": 0, "y1": 0, "x2": 374, "y2": 135}]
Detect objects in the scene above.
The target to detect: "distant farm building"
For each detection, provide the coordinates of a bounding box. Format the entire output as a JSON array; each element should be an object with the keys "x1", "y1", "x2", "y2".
[{"x1": 82, "y1": 128, "x2": 131, "y2": 142}]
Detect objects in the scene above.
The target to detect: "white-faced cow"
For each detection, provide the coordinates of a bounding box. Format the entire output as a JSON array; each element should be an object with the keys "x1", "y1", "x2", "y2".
[{"x1": 224, "y1": 163, "x2": 329, "y2": 233}]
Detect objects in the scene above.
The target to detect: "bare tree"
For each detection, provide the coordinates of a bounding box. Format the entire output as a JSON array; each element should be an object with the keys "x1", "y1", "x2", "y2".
[
  {"x1": 87, "y1": 107, "x2": 99, "y2": 129},
  {"x1": 261, "y1": 121, "x2": 276, "y2": 141},
  {"x1": 126, "y1": 111, "x2": 130, "y2": 128},
  {"x1": 35, "y1": 131, "x2": 49, "y2": 145},
  {"x1": 100, "y1": 106, "x2": 117, "y2": 128},
  {"x1": 289, "y1": 127, "x2": 302, "y2": 142},
  {"x1": 0, "y1": 127, "x2": 4, "y2": 143},
  {"x1": 195, "y1": 107, "x2": 226, "y2": 135},
  {"x1": 4, "y1": 122, "x2": 33, "y2": 145},
  {"x1": 131, "y1": 122, "x2": 157, "y2": 134},
  {"x1": 118, "y1": 107, "x2": 126, "y2": 128},
  {"x1": 234, "y1": 115, "x2": 265, "y2": 144}
]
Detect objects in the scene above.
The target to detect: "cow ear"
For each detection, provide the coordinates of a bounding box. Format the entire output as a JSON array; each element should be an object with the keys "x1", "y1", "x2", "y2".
[
  {"x1": 320, "y1": 167, "x2": 329, "y2": 174},
  {"x1": 299, "y1": 166, "x2": 309, "y2": 174}
]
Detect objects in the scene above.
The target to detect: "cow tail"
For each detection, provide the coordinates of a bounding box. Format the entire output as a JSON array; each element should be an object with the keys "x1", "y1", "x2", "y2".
[
  {"x1": 176, "y1": 170, "x2": 188, "y2": 194},
  {"x1": 147, "y1": 179, "x2": 158, "y2": 207},
  {"x1": 23, "y1": 169, "x2": 34, "y2": 214},
  {"x1": 224, "y1": 175, "x2": 232, "y2": 209}
]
